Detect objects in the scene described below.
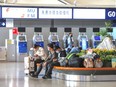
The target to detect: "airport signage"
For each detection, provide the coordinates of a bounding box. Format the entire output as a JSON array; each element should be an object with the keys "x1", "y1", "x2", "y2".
[
  {"x1": 73, "y1": 9, "x2": 105, "y2": 19},
  {"x1": 39, "y1": 8, "x2": 72, "y2": 19},
  {"x1": 2, "y1": 7, "x2": 37, "y2": 19},
  {"x1": 106, "y1": 9, "x2": 116, "y2": 20},
  {"x1": 0, "y1": 19, "x2": 6, "y2": 27},
  {"x1": 0, "y1": 7, "x2": 2, "y2": 18}
]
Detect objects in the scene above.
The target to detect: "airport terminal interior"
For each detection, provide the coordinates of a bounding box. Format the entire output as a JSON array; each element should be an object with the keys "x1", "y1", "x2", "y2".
[{"x1": 0, "y1": 0, "x2": 116, "y2": 87}]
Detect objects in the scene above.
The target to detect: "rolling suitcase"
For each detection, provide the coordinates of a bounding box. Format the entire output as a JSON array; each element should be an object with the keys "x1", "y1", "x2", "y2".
[
  {"x1": 29, "y1": 57, "x2": 35, "y2": 75},
  {"x1": 24, "y1": 56, "x2": 30, "y2": 75}
]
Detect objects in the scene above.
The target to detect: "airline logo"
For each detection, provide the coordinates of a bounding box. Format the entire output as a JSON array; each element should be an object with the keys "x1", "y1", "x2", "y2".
[
  {"x1": 106, "y1": 9, "x2": 116, "y2": 19},
  {"x1": 2, "y1": 7, "x2": 37, "y2": 18}
]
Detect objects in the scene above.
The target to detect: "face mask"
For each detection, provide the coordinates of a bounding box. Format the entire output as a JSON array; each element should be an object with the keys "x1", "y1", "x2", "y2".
[{"x1": 56, "y1": 51, "x2": 59, "y2": 53}]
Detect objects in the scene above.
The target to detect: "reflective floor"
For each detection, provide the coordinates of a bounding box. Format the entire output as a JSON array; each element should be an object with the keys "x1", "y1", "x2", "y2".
[{"x1": 0, "y1": 62, "x2": 116, "y2": 87}]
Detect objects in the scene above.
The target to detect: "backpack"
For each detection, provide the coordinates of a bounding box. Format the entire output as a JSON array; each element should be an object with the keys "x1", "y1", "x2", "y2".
[
  {"x1": 84, "y1": 58, "x2": 94, "y2": 68},
  {"x1": 94, "y1": 58, "x2": 103, "y2": 68},
  {"x1": 66, "y1": 53, "x2": 84, "y2": 67},
  {"x1": 66, "y1": 53, "x2": 77, "y2": 60},
  {"x1": 60, "y1": 50, "x2": 67, "y2": 57},
  {"x1": 93, "y1": 54, "x2": 103, "y2": 68},
  {"x1": 68, "y1": 57, "x2": 84, "y2": 67}
]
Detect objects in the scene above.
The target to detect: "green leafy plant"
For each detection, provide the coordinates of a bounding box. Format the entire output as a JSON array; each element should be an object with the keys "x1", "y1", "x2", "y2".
[
  {"x1": 96, "y1": 20, "x2": 113, "y2": 39},
  {"x1": 93, "y1": 49, "x2": 116, "y2": 61}
]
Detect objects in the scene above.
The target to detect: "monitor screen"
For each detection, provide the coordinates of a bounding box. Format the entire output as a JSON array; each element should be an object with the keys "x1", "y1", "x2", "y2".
[
  {"x1": 64, "y1": 28, "x2": 72, "y2": 32},
  {"x1": 79, "y1": 28, "x2": 86, "y2": 32},
  {"x1": 18, "y1": 27, "x2": 25, "y2": 32},
  {"x1": 93, "y1": 28, "x2": 100, "y2": 32},
  {"x1": 35, "y1": 36, "x2": 42, "y2": 41},
  {"x1": 50, "y1": 27, "x2": 57, "y2": 32},
  {"x1": 19, "y1": 36, "x2": 26, "y2": 40},
  {"x1": 94, "y1": 36, "x2": 100, "y2": 40},
  {"x1": 34, "y1": 27, "x2": 42, "y2": 32},
  {"x1": 51, "y1": 36, "x2": 57, "y2": 41},
  {"x1": 107, "y1": 28, "x2": 113, "y2": 32}
]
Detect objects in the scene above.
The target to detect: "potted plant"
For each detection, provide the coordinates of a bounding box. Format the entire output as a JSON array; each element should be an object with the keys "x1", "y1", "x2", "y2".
[
  {"x1": 93, "y1": 49, "x2": 116, "y2": 67},
  {"x1": 97, "y1": 20, "x2": 113, "y2": 40}
]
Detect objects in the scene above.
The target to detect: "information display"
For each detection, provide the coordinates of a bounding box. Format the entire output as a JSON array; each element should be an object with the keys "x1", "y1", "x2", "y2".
[
  {"x1": 39, "y1": 8, "x2": 72, "y2": 19},
  {"x1": 2, "y1": 7, "x2": 37, "y2": 19},
  {"x1": 73, "y1": 9, "x2": 105, "y2": 19}
]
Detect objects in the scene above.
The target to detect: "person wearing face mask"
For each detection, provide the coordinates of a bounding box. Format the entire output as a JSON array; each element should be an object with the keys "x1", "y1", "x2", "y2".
[{"x1": 42, "y1": 45, "x2": 61, "y2": 79}]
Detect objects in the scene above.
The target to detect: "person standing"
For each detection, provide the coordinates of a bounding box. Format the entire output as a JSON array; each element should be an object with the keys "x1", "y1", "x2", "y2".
[{"x1": 66, "y1": 32, "x2": 74, "y2": 53}]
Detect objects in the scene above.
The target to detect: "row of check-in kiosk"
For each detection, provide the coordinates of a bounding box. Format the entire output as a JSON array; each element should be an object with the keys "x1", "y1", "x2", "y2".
[
  {"x1": 5, "y1": 27, "x2": 115, "y2": 62},
  {"x1": 16, "y1": 27, "x2": 103, "y2": 51}
]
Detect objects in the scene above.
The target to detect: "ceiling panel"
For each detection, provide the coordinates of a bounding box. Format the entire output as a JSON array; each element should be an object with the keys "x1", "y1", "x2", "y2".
[{"x1": 0, "y1": 0, "x2": 116, "y2": 7}]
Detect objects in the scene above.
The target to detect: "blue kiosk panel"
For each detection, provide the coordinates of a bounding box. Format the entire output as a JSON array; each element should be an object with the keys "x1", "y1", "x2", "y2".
[
  {"x1": 35, "y1": 41, "x2": 44, "y2": 48},
  {"x1": 18, "y1": 42, "x2": 27, "y2": 53}
]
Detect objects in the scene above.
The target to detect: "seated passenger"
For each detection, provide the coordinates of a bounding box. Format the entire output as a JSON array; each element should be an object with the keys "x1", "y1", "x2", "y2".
[
  {"x1": 69, "y1": 46, "x2": 81, "y2": 53},
  {"x1": 29, "y1": 44, "x2": 47, "y2": 72},
  {"x1": 33, "y1": 43, "x2": 60, "y2": 78},
  {"x1": 55, "y1": 46, "x2": 67, "y2": 66}
]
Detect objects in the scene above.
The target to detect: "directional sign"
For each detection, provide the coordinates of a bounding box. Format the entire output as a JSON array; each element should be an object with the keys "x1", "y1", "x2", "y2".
[{"x1": 0, "y1": 19, "x2": 6, "y2": 27}]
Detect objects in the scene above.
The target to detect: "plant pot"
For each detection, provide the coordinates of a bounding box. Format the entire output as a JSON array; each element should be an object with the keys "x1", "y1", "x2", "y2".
[
  {"x1": 112, "y1": 58, "x2": 116, "y2": 68},
  {"x1": 103, "y1": 60, "x2": 112, "y2": 67}
]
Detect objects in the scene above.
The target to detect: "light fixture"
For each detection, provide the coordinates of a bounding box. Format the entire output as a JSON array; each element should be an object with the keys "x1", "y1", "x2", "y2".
[{"x1": 57, "y1": 0, "x2": 71, "y2": 5}]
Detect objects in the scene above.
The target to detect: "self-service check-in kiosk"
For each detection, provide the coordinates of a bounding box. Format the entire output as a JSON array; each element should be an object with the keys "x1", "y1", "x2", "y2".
[
  {"x1": 16, "y1": 27, "x2": 27, "y2": 62},
  {"x1": 63, "y1": 28, "x2": 72, "y2": 48},
  {"x1": 91, "y1": 28, "x2": 102, "y2": 48},
  {"x1": 33, "y1": 27, "x2": 44, "y2": 48},
  {"x1": 107, "y1": 28, "x2": 115, "y2": 45},
  {"x1": 77, "y1": 28, "x2": 88, "y2": 50},
  {"x1": 48, "y1": 27, "x2": 59, "y2": 46}
]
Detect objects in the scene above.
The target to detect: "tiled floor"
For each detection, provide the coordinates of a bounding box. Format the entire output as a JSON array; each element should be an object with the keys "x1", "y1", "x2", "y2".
[{"x1": 0, "y1": 62, "x2": 116, "y2": 87}]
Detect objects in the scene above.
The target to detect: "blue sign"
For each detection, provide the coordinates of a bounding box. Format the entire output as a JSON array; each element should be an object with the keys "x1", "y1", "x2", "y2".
[
  {"x1": 0, "y1": 19, "x2": 6, "y2": 27},
  {"x1": 106, "y1": 9, "x2": 116, "y2": 20}
]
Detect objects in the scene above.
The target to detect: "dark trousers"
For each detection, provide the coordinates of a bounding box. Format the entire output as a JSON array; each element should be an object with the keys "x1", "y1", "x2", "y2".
[
  {"x1": 35, "y1": 62, "x2": 49, "y2": 76},
  {"x1": 34, "y1": 59, "x2": 44, "y2": 72},
  {"x1": 45, "y1": 61, "x2": 60, "y2": 76}
]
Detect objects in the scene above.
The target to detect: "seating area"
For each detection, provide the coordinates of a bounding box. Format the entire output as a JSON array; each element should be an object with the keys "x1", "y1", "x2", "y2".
[{"x1": 37, "y1": 63, "x2": 116, "y2": 81}]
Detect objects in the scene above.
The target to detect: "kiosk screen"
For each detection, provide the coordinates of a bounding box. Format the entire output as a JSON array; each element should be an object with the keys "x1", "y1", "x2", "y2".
[
  {"x1": 35, "y1": 36, "x2": 42, "y2": 41},
  {"x1": 51, "y1": 36, "x2": 57, "y2": 41},
  {"x1": 19, "y1": 36, "x2": 26, "y2": 41}
]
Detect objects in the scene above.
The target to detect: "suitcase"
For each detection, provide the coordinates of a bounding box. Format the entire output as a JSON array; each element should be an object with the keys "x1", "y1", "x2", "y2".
[
  {"x1": 29, "y1": 57, "x2": 35, "y2": 75},
  {"x1": 24, "y1": 57, "x2": 30, "y2": 75}
]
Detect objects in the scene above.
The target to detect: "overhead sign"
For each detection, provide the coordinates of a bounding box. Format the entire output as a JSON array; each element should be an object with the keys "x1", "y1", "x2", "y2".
[
  {"x1": 39, "y1": 8, "x2": 72, "y2": 19},
  {"x1": 73, "y1": 9, "x2": 105, "y2": 19},
  {"x1": 106, "y1": 9, "x2": 116, "y2": 20},
  {"x1": 2, "y1": 7, "x2": 37, "y2": 19},
  {"x1": 0, "y1": 7, "x2": 2, "y2": 18},
  {"x1": 0, "y1": 19, "x2": 6, "y2": 27}
]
